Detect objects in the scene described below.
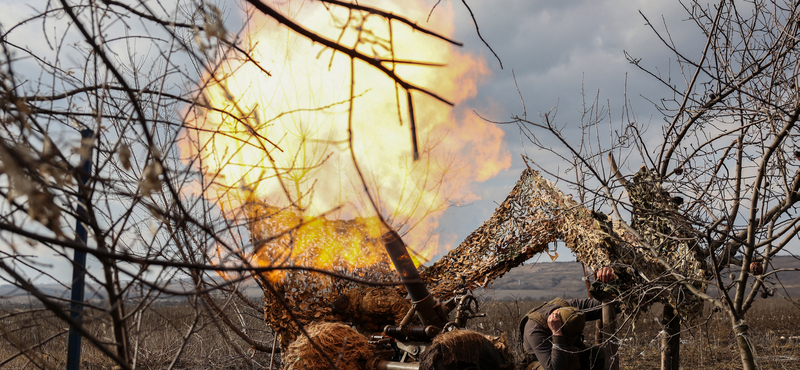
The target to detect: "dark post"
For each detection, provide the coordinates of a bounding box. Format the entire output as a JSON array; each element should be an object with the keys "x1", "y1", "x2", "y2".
[
  {"x1": 66, "y1": 129, "x2": 94, "y2": 370},
  {"x1": 661, "y1": 305, "x2": 680, "y2": 370},
  {"x1": 602, "y1": 300, "x2": 620, "y2": 370}
]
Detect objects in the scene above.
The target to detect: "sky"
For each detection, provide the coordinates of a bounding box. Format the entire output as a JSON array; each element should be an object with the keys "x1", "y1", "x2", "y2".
[
  {"x1": 0, "y1": 0, "x2": 725, "y2": 284},
  {"x1": 434, "y1": 0, "x2": 708, "y2": 262}
]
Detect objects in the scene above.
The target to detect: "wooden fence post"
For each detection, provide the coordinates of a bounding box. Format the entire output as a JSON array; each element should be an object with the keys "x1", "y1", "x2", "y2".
[
  {"x1": 602, "y1": 300, "x2": 619, "y2": 370},
  {"x1": 661, "y1": 305, "x2": 680, "y2": 370}
]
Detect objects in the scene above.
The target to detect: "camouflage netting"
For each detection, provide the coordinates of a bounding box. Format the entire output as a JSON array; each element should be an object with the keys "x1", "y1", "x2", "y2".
[
  {"x1": 281, "y1": 322, "x2": 374, "y2": 370},
  {"x1": 621, "y1": 167, "x2": 708, "y2": 315},
  {"x1": 330, "y1": 286, "x2": 411, "y2": 333},
  {"x1": 418, "y1": 330, "x2": 514, "y2": 370},
  {"x1": 421, "y1": 168, "x2": 616, "y2": 298},
  {"x1": 246, "y1": 203, "x2": 402, "y2": 346},
  {"x1": 252, "y1": 167, "x2": 708, "y2": 348},
  {"x1": 421, "y1": 167, "x2": 707, "y2": 317}
]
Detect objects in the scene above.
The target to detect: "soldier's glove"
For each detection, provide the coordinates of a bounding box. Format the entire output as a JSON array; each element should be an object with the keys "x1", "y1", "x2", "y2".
[{"x1": 589, "y1": 280, "x2": 621, "y2": 301}]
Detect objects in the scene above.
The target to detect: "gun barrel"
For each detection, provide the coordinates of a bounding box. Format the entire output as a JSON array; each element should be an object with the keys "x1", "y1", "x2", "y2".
[
  {"x1": 381, "y1": 231, "x2": 429, "y2": 302},
  {"x1": 374, "y1": 360, "x2": 420, "y2": 370},
  {"x1": 381, "y1": 230, "x2": 445, "y2": 328},
  {"x1": 367, "y1": 357, "x2": 420, "y2": 370}
]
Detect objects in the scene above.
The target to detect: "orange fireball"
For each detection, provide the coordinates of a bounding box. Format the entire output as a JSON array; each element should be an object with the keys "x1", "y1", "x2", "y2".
[{"x1": 181, "y1": 0, "x2": 510, "y2": 279}]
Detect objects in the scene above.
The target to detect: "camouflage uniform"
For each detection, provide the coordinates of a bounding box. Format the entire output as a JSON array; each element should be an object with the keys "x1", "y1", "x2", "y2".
[{"x1": 519, "y1": 298, "x2": 605, "y2": 370}]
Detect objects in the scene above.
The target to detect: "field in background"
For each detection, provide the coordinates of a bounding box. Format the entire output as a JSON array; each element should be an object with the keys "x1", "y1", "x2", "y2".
[
  {"x1": 3, "y1": 256, "x2": 799, "y2": 369},
  {"x1": 2, "y1": 297, "x2": 800, "y2": 369},
  {"x1": 472, "y1": 298, "x2": 800, "y2": 370},
  {"x1": 11, "y1": 256, "x2": 798, "y2": 305},
  {"x1": 0, "y1": 298, "x2": 276, "y2": 370},
  {"x1": 479, "y1": 255, "x2": 800, "y2": 301}
]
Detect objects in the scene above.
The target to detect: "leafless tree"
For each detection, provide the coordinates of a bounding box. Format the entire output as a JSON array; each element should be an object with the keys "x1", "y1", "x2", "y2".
[
  {"x1": 0, "y1": 0, "x2": 474, "y2": 368},
  {"x1": 512, "y1": 1, "x2": 800, "y2": 369}
]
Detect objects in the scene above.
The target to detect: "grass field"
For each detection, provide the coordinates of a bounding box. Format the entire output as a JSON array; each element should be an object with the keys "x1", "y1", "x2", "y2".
[
  {"x1": 0, "y1": 299, "x2": 277, "y2": 370},
  {"x1": 2, "y1": 297, "x2": 799, "y2": 369},
  {"x1": 472, "y1": 298, "x2": 800, "y2": 370}
]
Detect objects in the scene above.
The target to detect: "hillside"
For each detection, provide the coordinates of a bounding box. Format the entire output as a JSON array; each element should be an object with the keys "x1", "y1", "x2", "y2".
[
  {"x1": 477, "y1": 259, "x2": 591, "y2": 300},
  {"x1": 3, "y1": 256, "x2": 799, "y2": 305},
  {"x1": 478, "y1": 255, "x2": 800, "y2": 301}
]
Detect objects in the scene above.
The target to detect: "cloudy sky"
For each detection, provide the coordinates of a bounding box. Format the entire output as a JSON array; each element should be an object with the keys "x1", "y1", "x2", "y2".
[
  {"x1": 0, "y1": 0, "x2": 718, "y2": 283},
  {"x1": 435, "y1": 0, "x2": 708, "y2": 261}
]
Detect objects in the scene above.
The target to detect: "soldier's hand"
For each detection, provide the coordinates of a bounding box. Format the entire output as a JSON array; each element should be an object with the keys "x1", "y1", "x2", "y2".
[
  {"x1": 596, "y1": 266, "x2": 615, "y2": 283},
  {"x1": 548, "y1": 309, "x2": 563, "y2": 336}
]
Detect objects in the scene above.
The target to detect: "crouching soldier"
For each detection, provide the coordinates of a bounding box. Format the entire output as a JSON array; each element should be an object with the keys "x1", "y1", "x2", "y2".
[{"x1": 519, "y1": 267, "x2": 615, "y2": 370}]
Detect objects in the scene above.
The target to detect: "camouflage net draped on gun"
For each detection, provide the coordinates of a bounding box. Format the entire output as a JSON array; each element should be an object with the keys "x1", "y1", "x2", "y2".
[
  {"x1": 245, "y1": 203, "x2": 404, "y2": 346},
  {"x1": 420, "y1": 168, "x2": 614, "y2": 297},
  {"x1": 421, "y1": 167, "x2": 707, "y2": 318},
  {"x1": 249, "y1": 167, "x2": 708, "y2": 347}
]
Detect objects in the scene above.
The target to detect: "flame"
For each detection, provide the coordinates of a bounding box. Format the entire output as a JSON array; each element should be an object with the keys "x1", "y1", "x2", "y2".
[{"x1": 181, "y1": 0, "x2": 510, "y2": 281}]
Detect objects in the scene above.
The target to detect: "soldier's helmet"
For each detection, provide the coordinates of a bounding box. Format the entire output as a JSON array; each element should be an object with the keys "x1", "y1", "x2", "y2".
[{"x1": 556, "y1": 307, "x2": 586, "y2": 337}]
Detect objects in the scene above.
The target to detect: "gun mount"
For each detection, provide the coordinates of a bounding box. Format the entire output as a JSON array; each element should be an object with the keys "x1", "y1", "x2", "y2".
[
  {"x1": 271, "y1": 167, "x2": 662, "y2": 369},
  {"x1": 364, "y1": 231, "x2": 493, "y2": 370},
  {"x1": 381, "y1": 231, "x2": 452, "y2": 330}
]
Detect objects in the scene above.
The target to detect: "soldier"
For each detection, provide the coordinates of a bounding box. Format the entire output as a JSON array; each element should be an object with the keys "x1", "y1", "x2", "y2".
[{"x1": 520, "y1": 267, "x2": 615, "y2": 370}]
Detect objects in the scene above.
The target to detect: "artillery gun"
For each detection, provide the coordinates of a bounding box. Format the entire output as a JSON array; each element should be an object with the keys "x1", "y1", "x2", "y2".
[
  {"x1": 276, "y1": 229, "x2": 508, "y2": 370},
  {"x1": 271, "y1": 167, "x2": 707, "y2": 370},
  {"x1": 364, "y1": 231, "x2": 497, "y2": 370}
]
